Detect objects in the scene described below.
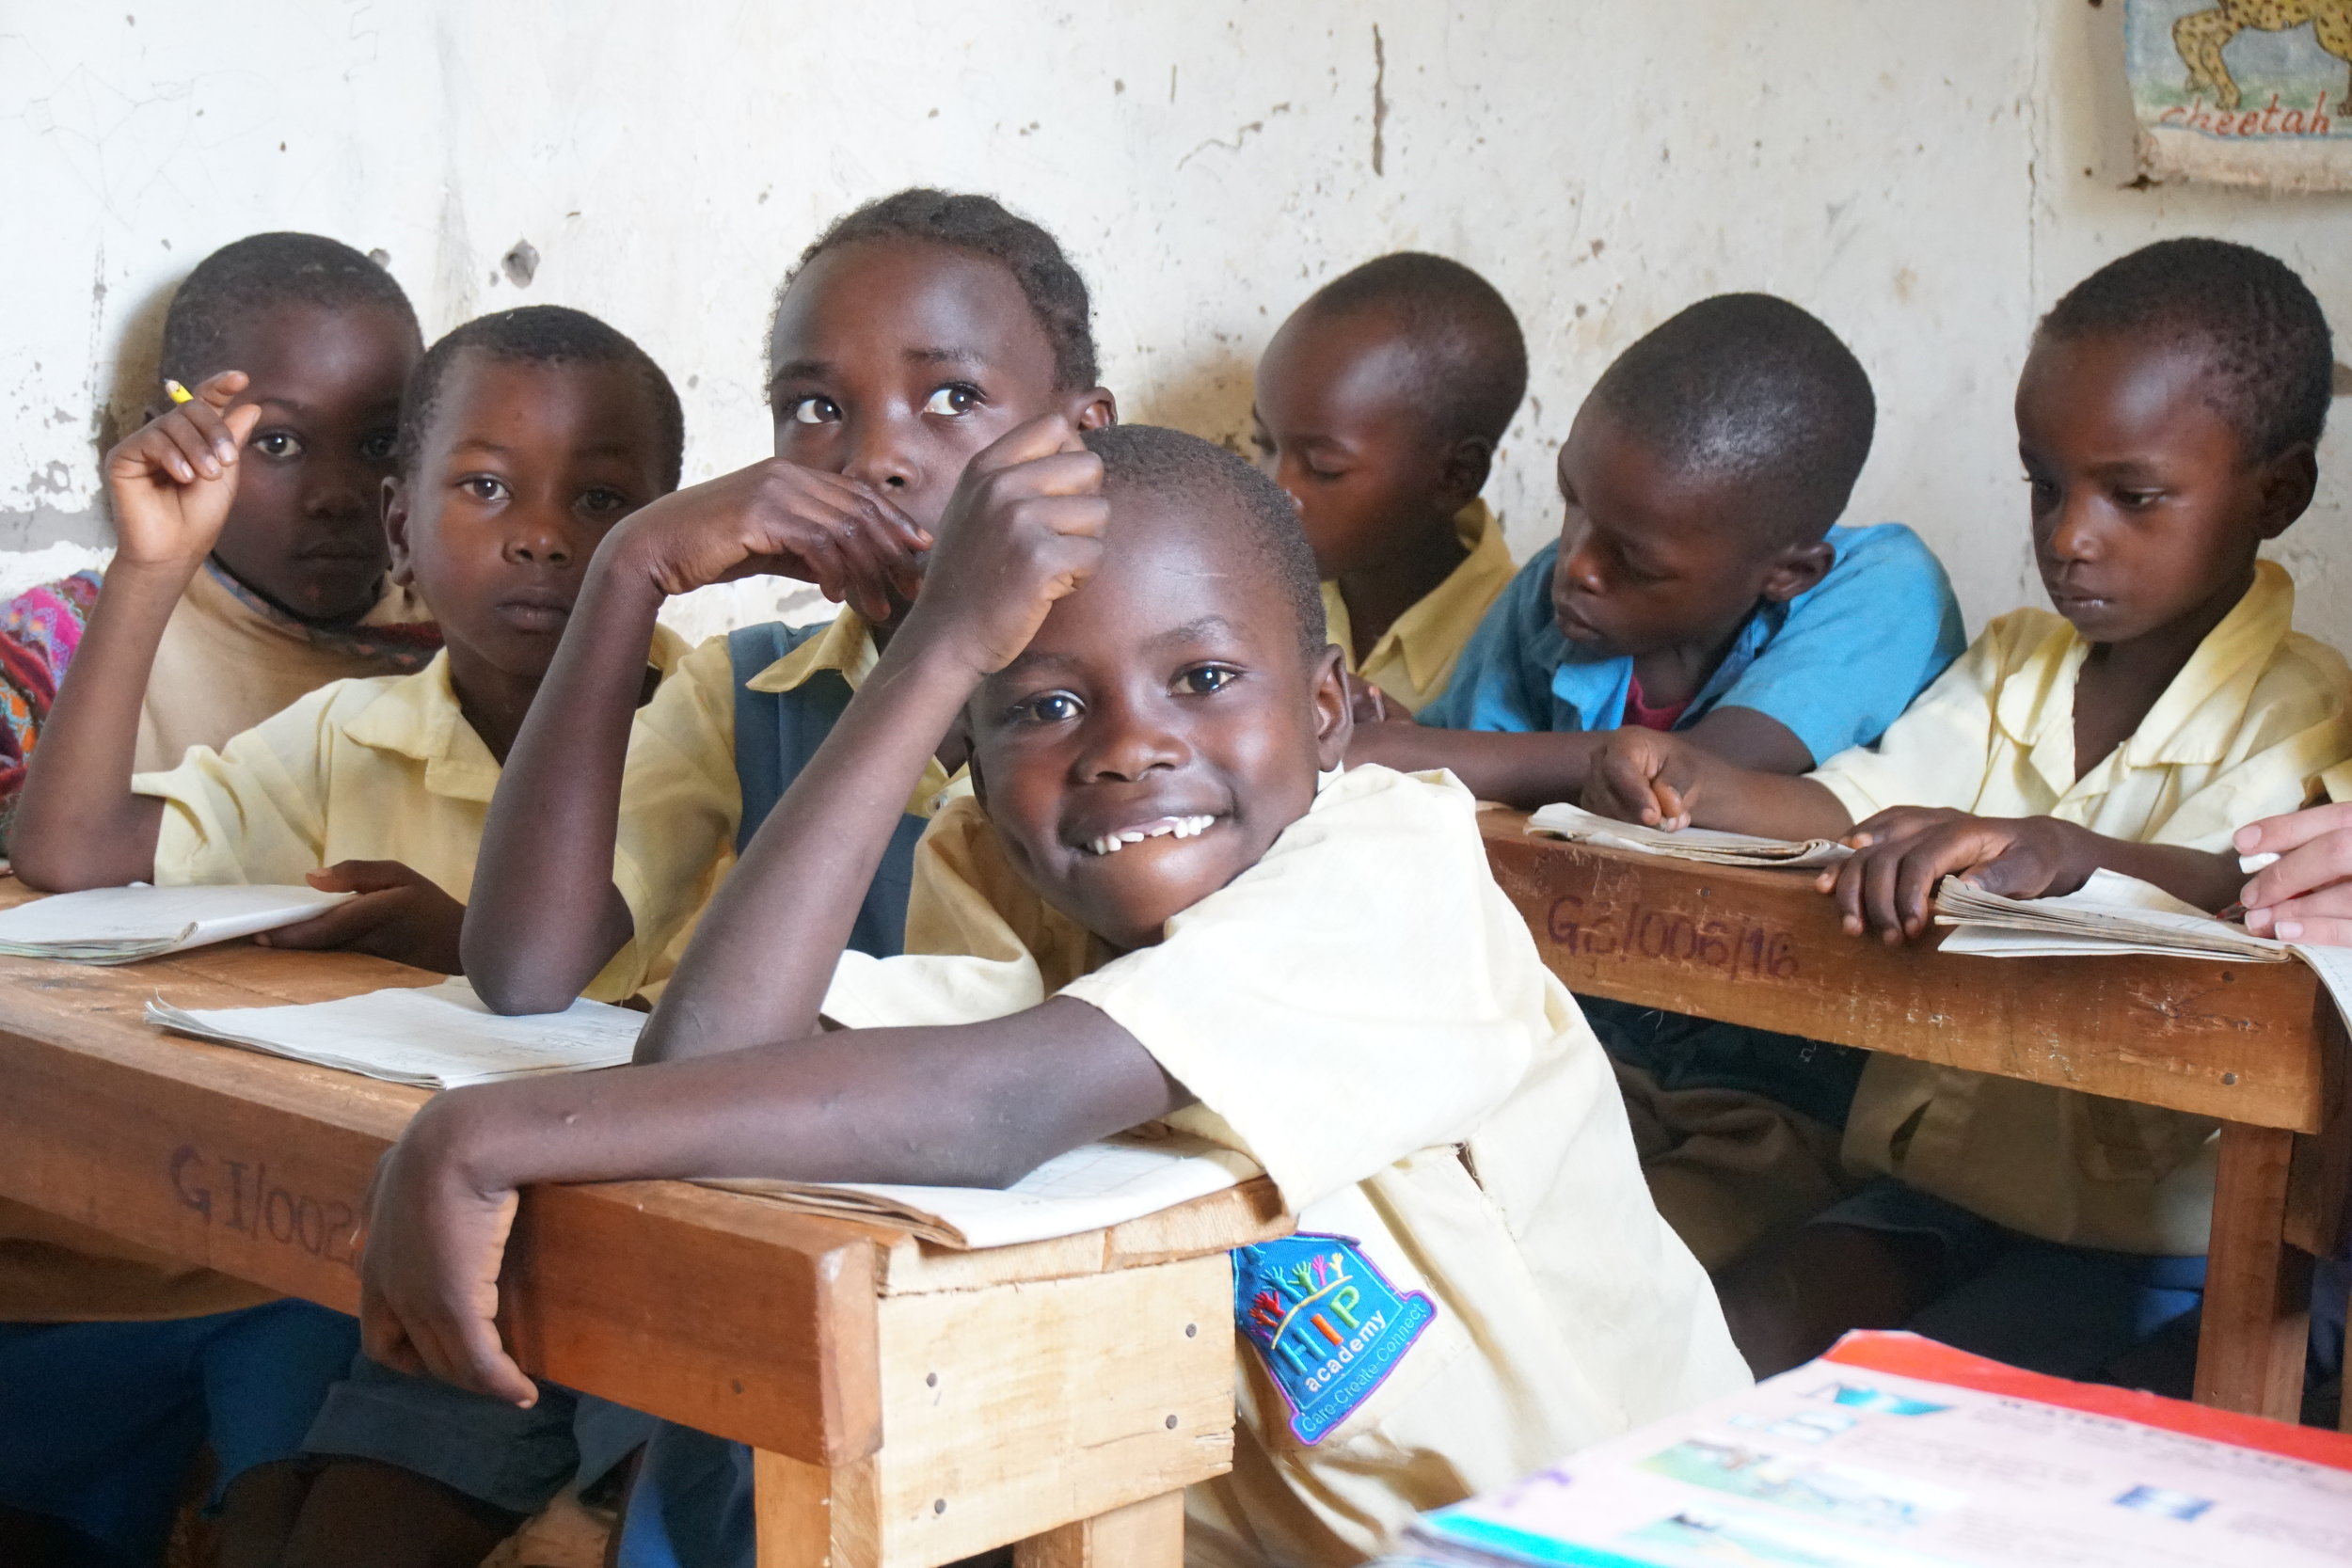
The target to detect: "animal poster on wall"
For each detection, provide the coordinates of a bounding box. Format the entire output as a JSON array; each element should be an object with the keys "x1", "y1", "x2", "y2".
[{"x1": 2127, "y1": 0, "x2": 2352, "y2": 189}]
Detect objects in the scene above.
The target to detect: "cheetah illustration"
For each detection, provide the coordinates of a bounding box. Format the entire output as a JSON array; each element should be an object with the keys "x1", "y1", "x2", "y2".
[{"x1": 2174, "y1": 0, "x2": 2352, "y2": 113}]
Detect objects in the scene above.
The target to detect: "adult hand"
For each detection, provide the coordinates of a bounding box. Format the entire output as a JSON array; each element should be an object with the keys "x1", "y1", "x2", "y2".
[{"x1": 2237, "y1": 803, "x2": 2352, "y2": 945}]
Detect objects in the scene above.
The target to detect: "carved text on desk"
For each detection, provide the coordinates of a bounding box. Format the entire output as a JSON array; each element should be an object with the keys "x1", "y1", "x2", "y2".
[
  {"x1": 168, "y1": 1143, "x2": 358, "y2": 1270},
  {"x1": 1545, "y1": 893, "x2": 1800, "y2": 982}
]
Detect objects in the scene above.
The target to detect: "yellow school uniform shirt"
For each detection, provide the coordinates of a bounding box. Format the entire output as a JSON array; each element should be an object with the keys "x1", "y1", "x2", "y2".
[
  {"x1": 1321, "y1": 499, "x2": 1513, "y2": 715},
  {"x1": 820, "y1": 765, "x2": 1748, "y2": 1567},
  {"x1": 607, "y1": 607, "x2": 961, "y2": 994},
  {"x1": 138, "y1": 565, "x2": 436, "y2": 772},
  {"x1": 1812, "y1": 562, "x2": 2352, "y2": 1255}
]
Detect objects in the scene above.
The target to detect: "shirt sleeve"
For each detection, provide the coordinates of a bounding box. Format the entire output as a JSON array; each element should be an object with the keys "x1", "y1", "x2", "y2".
[
  {"x1": 609, "y1": 634, "x2": 742, "y2": 991},
  {"x1": 1418, "y1": 545, "x2": 1568, "y2": 732},
  {"x1": 1804, "y1": 626, "x2": 2007, "y2": 824},
  {"x1": 1713, "y1": 524, "x2": 1967, "y2": 764},
  {"x1": 135, "y1": 686, "x2": 342, "y2": 886},
  {"x1": 1057, "y1": 770, "x2": 1542, "y2": 1212}
]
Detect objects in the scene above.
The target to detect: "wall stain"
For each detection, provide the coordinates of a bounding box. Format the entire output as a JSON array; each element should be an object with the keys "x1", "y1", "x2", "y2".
[{"x1": 1371, "y1": 24, "x2": 1387, "y2": 176}]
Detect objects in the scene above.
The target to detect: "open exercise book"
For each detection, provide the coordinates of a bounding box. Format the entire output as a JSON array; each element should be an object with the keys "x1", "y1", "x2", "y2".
[
  {"x1": 1933, "y1": 867, "x2": 2352, "y2": 1017},
  {"x1": 701, "y1": 1129, "x2": 1260, "y2": 1250},
  {"x1": 146, "y1": 978, "x2": 1258, "y2": 1248},
  {"x1": 1385, "y1": 1331, "x2": 2352, "y2": 1568},
  {"x1": 0, "y1": 883, "x2": 350, "y2": 963},
  {"x1": 1527, "y1": 802, "x2": 1851, "y2": 869}
]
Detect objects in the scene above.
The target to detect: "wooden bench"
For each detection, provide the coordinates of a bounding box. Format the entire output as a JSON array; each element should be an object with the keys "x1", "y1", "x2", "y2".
[
  {"x1": 0, "y1": 908, "x2": 1285, "y2": 1567},
  {"x1": 1481, "y1": 812, "x2": 2352, "y2": 1425}
]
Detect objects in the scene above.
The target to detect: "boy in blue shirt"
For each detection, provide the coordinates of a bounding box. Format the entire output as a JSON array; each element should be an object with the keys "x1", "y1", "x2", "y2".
[
  {"x1": 1355, "y1": 293, "x2": 1963, "y2": 805},
  {"x1": 1354, "y1": 293, "x2": 1966, "y2": 1270}
]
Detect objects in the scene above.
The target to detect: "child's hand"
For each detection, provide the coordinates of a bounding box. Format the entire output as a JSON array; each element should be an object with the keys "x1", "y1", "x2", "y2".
[
  {"x1": 2237, "y1": 802, "x2": 2352, "y2": 943},
  {"x1": 254, "y1": 861, "x2": 467, "y2": 974},
  {"x1": 1581, "y1": 729, "x2": 1706, "y2": 830},
  {"x1": 357, "y1": 1099, "x2": 536, "y2": 1406},
  {"x1": 896, "y1": 415, "x2": 1108, "y2": 678},
  {"x1": 1342, "y1": 673, "x2": 1392, "y2": 726},
  {"x1": 103, "y1": 373, "x2": 263, "y2": 570},
  {"x1": 1817, "y1": 812, "x2": 2090, "y2": 943},
  {"x1": 612, "y1": 459, "x2": 930, "y2": 623}
]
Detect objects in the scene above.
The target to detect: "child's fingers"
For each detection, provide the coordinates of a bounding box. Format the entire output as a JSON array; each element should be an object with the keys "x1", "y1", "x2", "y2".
[
  {"x1": 1858, "y1": 847, "x2": 1911, "y2": 942},
  {"x1": 257, "y1": 890, "x2": 395, "y2": 951},
  {"x1": 169, "y1": 395, "x2": 243, "y2": 467},
  {"x1": 969, "y1": 412, "x2": 1086, "y2": 477},
  {"x1": 1828, "y1": 856, "x2": 1870, "y2": 935},
  {"x1": 190, "y1": 369, "x2": 251, "y2": 410},
  {"x1": 1892, "y1": 847, "x2": 1960, "y2": 938},
  {"x1": 309, "y1": 859, "x2": 421, "y2": 895}
]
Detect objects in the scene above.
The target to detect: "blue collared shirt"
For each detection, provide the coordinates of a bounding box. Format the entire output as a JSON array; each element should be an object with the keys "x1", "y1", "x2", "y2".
[{"x1": 1420, "y1": 522, "x2": 1967, "y2": 764}]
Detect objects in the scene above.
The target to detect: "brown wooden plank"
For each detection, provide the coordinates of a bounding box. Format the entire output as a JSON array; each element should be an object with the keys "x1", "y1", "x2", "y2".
[
  {"x1": 2195, "y1": 1123, "x2": 2312, "y2": 1419},
  {"x1": 0, "y1": 942, "x2": 882, "y2": 1465},
  {"x1": 752, "y1": 1450, "x2": 882, "y2": 1568},
  {"x1": 1484, "y1": 816, "x2": 2328, "y2": 1131},
  {"x1": 1014, "y1": 1492, "x2": 1184, "y2": 1568}
]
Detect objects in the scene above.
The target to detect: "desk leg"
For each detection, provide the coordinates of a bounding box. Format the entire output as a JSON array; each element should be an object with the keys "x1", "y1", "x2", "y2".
[
  {"x1": 1014, "y1": 1490, "x2": 1185, "y2": 1568},
  {"x1": 754, "y1": 1449, "x2": 880, "y2": 1568},
  {"x1": 2196, "y1": 1121, "x2": 2312, "y2": 1420}
]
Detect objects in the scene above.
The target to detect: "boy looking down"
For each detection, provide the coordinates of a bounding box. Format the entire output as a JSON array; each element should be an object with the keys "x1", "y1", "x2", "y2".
[
  {"x1": 1250, "y1": 252, "x2": 1526, "y2": 714},
  {"x1": 1582, "y1": 239, "x2": 2350, "y2": 1380},
  {"x1": 1357, "y1": 293, "x2": 1963, "y2": 802},
  {"x1": 359, "y1": 421, "x2": 1746, "y2": 1568}
]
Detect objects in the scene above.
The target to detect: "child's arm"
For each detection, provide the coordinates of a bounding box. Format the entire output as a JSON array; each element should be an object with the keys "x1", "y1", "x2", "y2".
[
  {"x1": 11, "y1": 375, "x2": 261, "y2": 892},
  {"x1": 1350, "y1": 704, "x2": 1815, "y2": 810},
  {"x1": 461, "y1": 460, "x2": 931, "y2": 1013},
  {"x1": 1576, "y1": 725, "x2": 1854, "y2": 839},
  {"x1": 360, "y1": 416, "x2": 1183, "y2": 1402},
  {"x1": 1818, "y1": 815, "x2": 2243, "y2": 944}
]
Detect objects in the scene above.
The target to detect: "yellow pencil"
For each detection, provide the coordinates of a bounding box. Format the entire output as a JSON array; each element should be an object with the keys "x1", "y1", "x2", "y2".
[{"x1": 164, "y1": 379, "x2": 194, "y2": 405}]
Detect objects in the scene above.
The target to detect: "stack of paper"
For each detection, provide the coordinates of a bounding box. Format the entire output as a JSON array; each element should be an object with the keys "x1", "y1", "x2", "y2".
[
  {"x1": 1527, "y1": 802, "x2": 1851, "y2": 868},
  {"x1": 0, "y1": 883, "x2": 351, "y2": 964},
  {"x1": 148, "y1": 977, "x2": 644, "y2": 1088},
  {"x1": 703, "y1": 1128, "x2": 1261, "y2": 1248},
  {"x1": 1932, "y1": 869, "x2": 2288, "y2": 961},
  {"x1": 1396, "y1": 1330, "x2": 2352, "y2": 1568}
]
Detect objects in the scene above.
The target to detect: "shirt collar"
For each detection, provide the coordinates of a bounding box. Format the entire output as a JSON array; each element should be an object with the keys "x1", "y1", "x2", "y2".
[
  {"x1": 339, "y1": 651, "x2": 501, "y2": 802},
  {"x1": 1996, "y1": 562, "x2": 2297, "y2": 789},
  {"x1": 743, "y1": 606, "x2": 876, "y2": 695},
  {"x1": 1327, "y1": 499, "x2": 1517, "y2": 692}
]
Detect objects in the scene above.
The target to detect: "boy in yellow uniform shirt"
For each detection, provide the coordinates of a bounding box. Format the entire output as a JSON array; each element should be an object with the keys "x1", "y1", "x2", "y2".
[
  {"x1": 1251, "y1": 252, "x2": 1525, "y2": 714},
  {"x1": 1580, "y1": 238, "x2": 2350, "y2": 1383},
  {"x1": 358, "y1": 421, "x2": 1748, "y2": 1568}
]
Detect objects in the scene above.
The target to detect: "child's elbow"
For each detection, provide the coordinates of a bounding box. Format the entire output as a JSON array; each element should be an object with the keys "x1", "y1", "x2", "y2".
[{"x1": 469, "y1": 969, "x2": 580, "y2": 1017}]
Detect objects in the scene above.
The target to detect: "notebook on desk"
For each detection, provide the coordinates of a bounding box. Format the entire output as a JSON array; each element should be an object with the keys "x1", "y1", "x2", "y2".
[
  {"x1": 0, "y1": 882, "x2": 351, "y2": 963},
  {"x1": 1526, "y1": 802, "x2": 1851, "y2": 868}
]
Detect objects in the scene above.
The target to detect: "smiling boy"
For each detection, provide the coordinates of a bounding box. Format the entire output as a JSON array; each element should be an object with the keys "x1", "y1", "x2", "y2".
[
  {"x1": 359, "y1": 420, "x2": 1745, "y2": 1568},
  {"x1": 1581, "y1": 239, "x2": 2350, "y2": 1381}
]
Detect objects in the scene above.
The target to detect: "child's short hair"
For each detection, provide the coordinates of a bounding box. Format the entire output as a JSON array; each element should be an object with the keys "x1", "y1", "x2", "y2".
[
  {"x1": 1587, "y1": 293, "x2": 1875, "y2": 546},
  {"x1": 787, "y1": 189, "x2": 1099, "y2": 392},
  {"x1": 1298, "y1": 252, "x2": 1528, "y2": 448},
  {"x1": 1084, "y1": 424, "x2": 1327, "y2": 659},
  {"x1": 397, "y1": 306, "x2": 685, "y2": 489},
  {"x1": 2038, "y1": 237, "x2": 2333, "y2": 465},
  {"x1": 160, "y1": 232, "x2": 419, "y2": 387}
]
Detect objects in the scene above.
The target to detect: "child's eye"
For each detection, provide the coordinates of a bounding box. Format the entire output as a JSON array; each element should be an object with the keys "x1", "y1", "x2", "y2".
[
  {"x1": 2115, "y1": 487, "x2": 2165, "y2": 511},
  {"x1": 252, "y1": 431, "x2": 304, "y2": 460},
  {"x1": 1305, "y1": 465, "x2": 1345, "y2": 483},
  {"x1": 1177, "y1": 664, "x2": 1241, "y2": 696},
  {"x1": 358, "y1": 432, "x2": 398, "y2": 462},
  {"x1": 580, "y1": 486, "x2": 631, "y2": 515},
  {"x1": 922, "y1": 384, "x2": 982, "y2": 418},
  {"x1": 460, "y1": 475, "x2": 509, "y2": 503},
  {"x1": 1013, "y1": 691, "x2": 1084, "y2": 724},
  {"x1": 787, "y1": 395, "x2": 841, "y2": 426}
]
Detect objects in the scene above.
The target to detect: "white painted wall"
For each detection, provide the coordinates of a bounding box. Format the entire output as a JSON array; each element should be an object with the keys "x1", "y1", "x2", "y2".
[{"x1": 5, "y1": 2, "x2": 2348, "y2": 646}]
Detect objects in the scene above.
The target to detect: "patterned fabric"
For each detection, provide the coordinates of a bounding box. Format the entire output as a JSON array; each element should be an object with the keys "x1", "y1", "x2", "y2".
[
  {"x1": 0, "y1": 570, "x2": 103, "y2": 846},
  {"x1": 197, "y1": 560, "x2": 440, "y2": 674}
]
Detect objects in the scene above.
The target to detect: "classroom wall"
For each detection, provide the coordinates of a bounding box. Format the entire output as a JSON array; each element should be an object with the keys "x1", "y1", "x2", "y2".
[{"x1": 6, "y1": 1, "x2": 2349, "y2": 646}]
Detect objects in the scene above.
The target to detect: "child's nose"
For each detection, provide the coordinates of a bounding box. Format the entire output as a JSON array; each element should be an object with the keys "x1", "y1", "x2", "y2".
[
  {"x1": 842, "y1": 424, "x2": 921, "y2": 496},
  {"x1": 1081, "y1": 700, "x2": 1188, "y2": 781},
  {"x1": 505, "y1": 510, "x2": 576, "y2": 566}
]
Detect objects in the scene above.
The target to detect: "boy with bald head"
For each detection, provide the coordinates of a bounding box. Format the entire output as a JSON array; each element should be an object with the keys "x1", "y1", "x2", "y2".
[
  {"x1": 1252, "y1": 252, "x2": 1527, "y2": 714},
  {"x1": 358, "y1": 420, "x2": 1745, "y2": 1568}
]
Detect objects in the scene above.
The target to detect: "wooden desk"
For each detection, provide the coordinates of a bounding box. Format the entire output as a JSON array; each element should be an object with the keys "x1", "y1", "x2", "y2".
[
  {"x1": 0, "y1": 912, "x2": 1284, "y2": 1567},
  {"x1": 1482, "y1": 813, "x2": 2352, "y2": 1424}
]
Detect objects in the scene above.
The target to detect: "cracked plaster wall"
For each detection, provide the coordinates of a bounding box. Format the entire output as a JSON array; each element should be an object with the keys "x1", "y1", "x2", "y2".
[{"x1": 4, "y1": 2, "x2": 2349, "y2": 643}]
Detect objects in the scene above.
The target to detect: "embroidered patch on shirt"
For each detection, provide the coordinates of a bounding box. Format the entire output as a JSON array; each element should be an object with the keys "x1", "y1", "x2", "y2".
[{"x1": 1232, "y1": 1231, "x2": 1437, "y2": 1445}]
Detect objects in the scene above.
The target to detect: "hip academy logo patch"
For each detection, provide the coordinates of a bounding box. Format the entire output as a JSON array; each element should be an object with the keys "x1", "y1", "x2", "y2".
[{"x1": 1232, "y1": 1231, "x2": 1437, "y2": 1445}]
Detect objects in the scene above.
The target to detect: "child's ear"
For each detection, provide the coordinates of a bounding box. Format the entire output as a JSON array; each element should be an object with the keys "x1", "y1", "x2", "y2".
[
  {"x1": 1438, "y1": 436, "x2": 1495, "y2": 512},
  {"x1": 961, "y1": 720, "x2": 988, "y2": 810},
  {"x1": 1756, "y1": 537, "x2": 1836, "y2": 606},
  {"x1": 1068, "y1": 387, "x2": 1118, "y2": 433},
  {"x1": 1310, "y1": 642, "x2": 1353, "y2": 772},
  {"x1": 2255, "y1": 442, "x2": 2319, "y2": 540},
  {"x1": 382, "y1": 478, "x2": 416, "y2": 587}
]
